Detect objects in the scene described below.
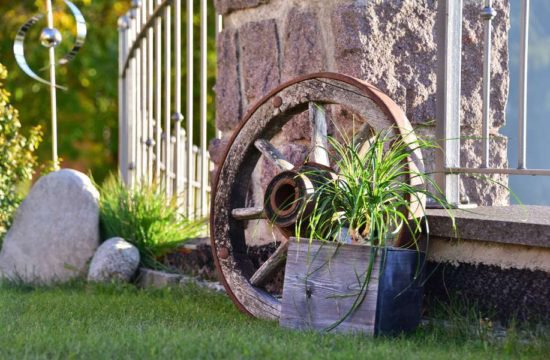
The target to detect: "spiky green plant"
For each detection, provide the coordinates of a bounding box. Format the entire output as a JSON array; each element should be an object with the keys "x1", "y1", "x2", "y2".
[
  {"x1": 297, "y1": 127, "x2": 454, "y2": 248},
  {"x1": 99, "y1": 176, "x2": 205, "y2": 269}
]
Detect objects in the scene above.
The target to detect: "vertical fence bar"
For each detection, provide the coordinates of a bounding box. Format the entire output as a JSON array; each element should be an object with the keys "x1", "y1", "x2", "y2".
[
  {"x1": 134, "y1": 4, "x2": 141, "y2": 183},
  {"x1": 480, "y1": 0, "x2": 496, "y2": 168},
  {"x1": 146, "y1": 0, "x2": 155, "y2": 180},
  {"x1": 200, "y1": 0, "x2": 208, "y2": 218},
  {"x1": 174, "y1": 0, "x2": 184, "y2": 206},
  {"x1": 215, "y1": 13, "x2": 223, "y2": 140},
  {"x1": 155, "y1": 0, "x2": 162, "y2": 180},
  {"x1": 186, "y1": 0, "x2": 195, "y2": 217},
  {"x1": 118, "y1": 16, "x2": 127, "y2": 183},
  {"x1": 164, "y1": 3, "x2": 172, "y2": 196},
  {"x1": 518, "y1": 0, "x2": 530, "y2": 169},
  {"x1": 140, "y1": 0, "x2": 148, "y2": 179},
  {"x1": 134, "y1": 6, "x2": 141, "y2": 185},
  {"x1": 434, "y1": 0, "x2": 462, "y2": 206},
  {"x1": 128, "y1": 8, "x2": 136, "y2": 186}
]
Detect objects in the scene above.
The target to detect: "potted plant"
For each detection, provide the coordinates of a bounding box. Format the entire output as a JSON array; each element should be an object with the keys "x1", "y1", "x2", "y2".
[{"x1": 279, "y1": 127, "x2": 455, "y2": 335}]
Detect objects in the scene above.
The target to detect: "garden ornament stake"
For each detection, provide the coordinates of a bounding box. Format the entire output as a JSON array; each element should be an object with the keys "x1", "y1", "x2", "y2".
[{"x1": 13, "y1": 0, "x2": 87, "y2": 170}]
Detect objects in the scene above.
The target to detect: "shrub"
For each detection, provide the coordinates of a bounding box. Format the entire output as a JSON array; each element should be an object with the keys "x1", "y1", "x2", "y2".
[
  {"x1": 0, "y1": 63, "x2": 42, "y2": 245},
  {"x1": 99, "y1": 176, "x2": 205, "y2": 268}
]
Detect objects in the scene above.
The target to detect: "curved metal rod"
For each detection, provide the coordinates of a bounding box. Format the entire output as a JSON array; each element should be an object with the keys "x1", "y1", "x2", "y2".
[
  {"x1": 58, "y1": 0, "x2": 87, "y2": 66},
  {"x1": 120, "y1": 0, "x2": 173, "y2": 78},
  {"x1": 13, "y1": 14, "x2": 66, "y2": 90}
]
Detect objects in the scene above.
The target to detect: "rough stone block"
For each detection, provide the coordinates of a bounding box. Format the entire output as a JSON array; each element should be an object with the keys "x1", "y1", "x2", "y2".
[
  {"x1": 214, "y1": 0, "x2": 268, "y2": 15},
  {"x1": 138, "y1": 268, "x2": 182, "y2": 288},
  {"x1": 0, "y1": 169, "x2": 100, "y2": 283},
  {"x1": 331, "y1": 2, "x2": 437, "y2": 124},
  {"x1": 87, "y1": 237, "x2": 140, "y2": 283},
  {"x1": 215, "y1": 28, "x2": 242, "y2": 132},
  {"x1": 460, "y1": 135, "x2": 509, "y2": 205},
  {"x1": 331, "y1": 4, "x2": 371, "y2": 80},
  {"x1": 282, "y1": 113, "x2": 311, "y2": 142},
  {"x1": 239, "y1": 19, "x2": 280, "y2": 109},
  {"x1": 461, "y1": 0, "x2": 509, "y2": 130},
  {"x1": 282, "y1": 8, "x2": 327, "y2": 81},
  {"x1": 208, "y1": 136, "x2": 230, "y2": 166}
]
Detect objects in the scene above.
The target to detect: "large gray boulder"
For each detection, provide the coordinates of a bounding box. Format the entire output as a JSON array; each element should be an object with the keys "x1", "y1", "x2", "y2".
[
  {"x1": 0, "y1": 169, "x2": 100, "y2": 283},
  {"x1": 88, "y1": 237, "x2": 140, "y2": 282}
]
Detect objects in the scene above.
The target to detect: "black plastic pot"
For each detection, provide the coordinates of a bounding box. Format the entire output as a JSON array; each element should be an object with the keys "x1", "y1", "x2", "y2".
[{"x1": 374, "y1": 247, "x2": 426, "y2": 336}]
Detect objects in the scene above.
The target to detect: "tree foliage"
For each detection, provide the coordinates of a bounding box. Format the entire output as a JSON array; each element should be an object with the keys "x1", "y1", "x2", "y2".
[
  {"x1": 0, "y1": 62, "x2": 42, "y2": 241},
  {"x1": 0, "y1": 0, "x2": 218, "y2": 183},
  {"x1": 0, "y1": 0, "x2": 131, "y2": 181}
]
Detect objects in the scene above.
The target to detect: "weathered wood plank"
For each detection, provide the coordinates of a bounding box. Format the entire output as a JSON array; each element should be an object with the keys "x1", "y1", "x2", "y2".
[
  {"x1": 280, "y1": 239, "x2": 381, "y2": 334},
  {"x1": 254, "y1": 139, "x2": 294, "y2": 171},
  {"x1": 232, "y1": 207, "x2": 266, "y2": 220},
  {"x1": 250, "y1": 241, "x2": 289, "y2": 287},
  {"x1": 308, "y1": 102, "x2": 330, "y2": 166}
]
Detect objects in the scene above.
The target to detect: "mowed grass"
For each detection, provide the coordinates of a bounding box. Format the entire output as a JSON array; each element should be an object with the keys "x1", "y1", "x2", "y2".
[{"x1": 0, "y1": 282, "x2": 548, "y2": 360}]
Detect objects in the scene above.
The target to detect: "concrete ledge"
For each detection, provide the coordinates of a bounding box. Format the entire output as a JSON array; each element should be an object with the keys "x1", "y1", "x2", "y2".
[
  {"x1": 428, "y1": 237, "x2": 550, "y2": 273},
  {"x1": 427, "y1": 205, "x2": 550, "y2": 248}
]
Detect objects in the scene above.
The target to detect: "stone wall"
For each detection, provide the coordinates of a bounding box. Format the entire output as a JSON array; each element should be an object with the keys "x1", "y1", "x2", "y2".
[{"x1": 211, "y1": 0, "x2": 510, "y2": 214}]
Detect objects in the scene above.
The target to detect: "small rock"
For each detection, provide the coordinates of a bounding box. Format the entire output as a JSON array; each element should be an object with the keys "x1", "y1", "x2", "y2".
[
  {"x1": 87, "y1": 237, "x2": 140, "y2": 283},
  {"x1": 0, "y1": 169, "x2": 100, "y2": 283},
  {"x1": 137, "y1": 268, "x2": 183, "y2": 288},
  {"x1": 180, "y1": 276, "x2": 226, "y2": 293}
]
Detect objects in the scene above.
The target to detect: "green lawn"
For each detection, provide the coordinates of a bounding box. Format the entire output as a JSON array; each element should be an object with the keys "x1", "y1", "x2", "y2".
[{"x1": 0, "y1": 282, "x2": 547, "y2": 359}]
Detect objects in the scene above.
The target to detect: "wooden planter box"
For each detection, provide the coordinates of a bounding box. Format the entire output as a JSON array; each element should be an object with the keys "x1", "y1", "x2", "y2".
[{"x1": 280, "y1": 238, "x2": 425, "y2": 335}]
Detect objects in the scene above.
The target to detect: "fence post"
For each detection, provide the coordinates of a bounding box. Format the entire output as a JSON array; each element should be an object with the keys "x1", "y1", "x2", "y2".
[
  {"x1": 434, "y1": 0, "x2": 462, "y2": 206},
  {"x1": 118, "y1": 16, "x2": 128, "y2": 184}
]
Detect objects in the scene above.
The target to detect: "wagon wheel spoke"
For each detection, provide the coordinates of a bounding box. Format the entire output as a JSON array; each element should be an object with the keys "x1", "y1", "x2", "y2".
[
  {"x1": 254, "y1": 139, "x2": 294, "y2": 171},
  {"x1": 250, "y1": 240, "x2": 289, "y2": 287},
  {"x1": 308, "y1": 102, "x2": 330, "y2": 167},
  {"x1": 231, "y1": 207, "x2": 266, "y2": 220}
]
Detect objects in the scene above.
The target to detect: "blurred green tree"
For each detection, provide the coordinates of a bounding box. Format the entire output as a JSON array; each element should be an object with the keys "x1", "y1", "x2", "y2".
[
  {"x1": 0, "y1": 0, "x2": 217, "y2": 183},
  {"x1": 0, "y1": 0, "x2": 130, "y2": 181},
  {"x1": 0, "y1": 62, "x2": 42, "y2": 243}
]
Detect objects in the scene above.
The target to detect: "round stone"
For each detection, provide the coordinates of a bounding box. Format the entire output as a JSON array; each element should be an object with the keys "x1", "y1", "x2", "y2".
[{"x1": 40, "y1": 27, "x2": 62, "y2": 48}]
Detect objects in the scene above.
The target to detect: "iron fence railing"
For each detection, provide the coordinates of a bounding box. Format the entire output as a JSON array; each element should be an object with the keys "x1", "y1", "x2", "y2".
[
  {"x1": 435, "y1": 0, "x2": 548, "y2": 206},
  {"x1": 118, "y1": 0, "x2": 544, "y2": 212},
  {"x1": 118, "y1": 0, "x2": 220, "y2": 219}
]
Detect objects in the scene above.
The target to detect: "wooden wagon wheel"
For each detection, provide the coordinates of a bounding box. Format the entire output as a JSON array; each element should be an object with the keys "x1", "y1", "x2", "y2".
[{"x1": 210, "y1": 73, "x2": 425, "y2": 320}]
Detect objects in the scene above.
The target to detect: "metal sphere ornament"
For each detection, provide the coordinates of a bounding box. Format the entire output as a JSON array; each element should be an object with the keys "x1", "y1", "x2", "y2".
[
  {"x1": 13, "y1": 0, "x2": 87, "y2": 170},
  {"x1": 39, "y1": 27, "x2": 62, "y2": 48}
]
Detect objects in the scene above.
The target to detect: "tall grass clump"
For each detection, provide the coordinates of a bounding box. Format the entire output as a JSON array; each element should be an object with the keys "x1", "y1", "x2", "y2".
[{"x1": 99, "y1": 176, "x2": 205, "y2": 268}]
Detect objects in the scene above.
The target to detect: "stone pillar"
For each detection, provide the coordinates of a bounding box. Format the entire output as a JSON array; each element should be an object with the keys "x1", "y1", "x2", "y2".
[{"x1": 211, "y1": 0, "x2": 510, "y2": 208}]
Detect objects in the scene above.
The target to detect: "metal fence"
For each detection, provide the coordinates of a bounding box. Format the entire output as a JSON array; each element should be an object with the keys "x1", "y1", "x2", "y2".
[
  {"x1": 435, "y1": 0, "x2": 547, "y2": 205},
  {"x1": 118, "y1": 0, "x2": 543, "y2": 212},
  {"x1": 118, "y1": 0, "x2": 220, "y2": 219}
]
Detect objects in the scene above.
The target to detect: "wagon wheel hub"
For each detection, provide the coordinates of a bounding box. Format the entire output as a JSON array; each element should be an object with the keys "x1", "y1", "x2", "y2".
[{"x1": 263, "y1": 162, "x2": 334, "y2": 233}]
